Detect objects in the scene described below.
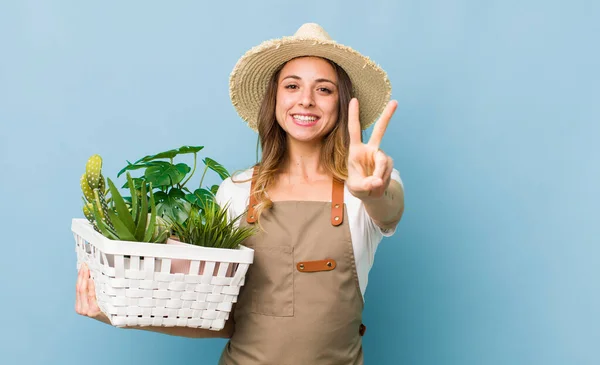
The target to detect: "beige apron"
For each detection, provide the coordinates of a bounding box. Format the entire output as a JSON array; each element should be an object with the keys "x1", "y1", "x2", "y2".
[{"x1": 219, "y1": 168, "x2": 366, "y2": 365}]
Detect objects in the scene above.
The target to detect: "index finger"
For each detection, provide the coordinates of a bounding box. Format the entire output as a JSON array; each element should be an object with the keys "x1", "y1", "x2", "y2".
[
  {"x1": 348, "y1": 98, "x2": 361, "y2": 145},
  {"x1": 368, "y1": 100, "x2": 398, "y2": 148}
]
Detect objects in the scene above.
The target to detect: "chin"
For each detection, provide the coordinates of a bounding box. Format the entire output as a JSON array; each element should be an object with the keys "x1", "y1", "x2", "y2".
[
  {"x1": 291, "y1": 134, "x2": 328, "y2": 144},
  {"x1": 288, "y1": 133, "x2": 315, "y2": 142},
  {"x1": 284, "y1": 128, "x2": 318, "y2": 142}
]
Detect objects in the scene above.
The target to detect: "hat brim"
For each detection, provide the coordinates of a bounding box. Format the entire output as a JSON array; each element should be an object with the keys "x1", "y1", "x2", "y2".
[{"x1": 230, "y1": 36, "x2": 391, "y2": 132}]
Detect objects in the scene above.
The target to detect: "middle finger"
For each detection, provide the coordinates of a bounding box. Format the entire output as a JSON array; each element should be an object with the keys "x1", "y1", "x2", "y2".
[
  {"x1": 374, "y1": 158, "x2": 394, "y2": 198},
  {"x1": 371, "y1": 149, "x2": 388, "y2": 181},
  {"x1": 75, "y1": 266, "x2": 84, "y2": 313},
  {"x1": 80, "y1": 266, "x2": 90, "y2": 315}
]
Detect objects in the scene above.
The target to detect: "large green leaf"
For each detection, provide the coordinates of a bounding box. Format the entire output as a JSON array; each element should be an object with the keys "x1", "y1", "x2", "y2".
[
  {"x1": 121, "y1": 177, "x2": 148, "y2": 190},
  {"x1": 184, "y1": 193, "x2": 196, "y2": 204},
  {"x1": 134, "y1": 146, "x2": 204, "y2": 164},
  {"x1": 210, "y1": 184, "x2": 219, "y2": 196},
  {"x1": 203, "y1": 157, "x2": 230, "y2": 180},
  {"x1": 119, "y1": 146, "x2": 205, "y2": 177},
  {"x1": 183, "y1": 188, "x2": 214, "y2": 207},
  {"x1": 118, "y1": 160, "x2": 171, "y2": 178},
  {"x1": 135, "y1": 149, "x2": 179, "y2": 164},
  {"x1": 144, "y1": 162, "x2": 191, "y2": 187},
  {"x1": 155, "y1": 188, "x2": 191, "y2": 225},
  {"x1": 117, "y1": 161, "x2": 147, "y2": 178},
  {"x1": 194, "y1": 188, "x2": 214, "y2": 206},
  {"x1": 177, "y1": 145, "x2": 204, "y2": 154}
]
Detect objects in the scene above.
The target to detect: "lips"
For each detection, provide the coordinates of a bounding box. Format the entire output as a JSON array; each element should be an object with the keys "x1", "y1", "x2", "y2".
[{"x1": 290, "y1": 114, "x2": 320, "y2": 126}]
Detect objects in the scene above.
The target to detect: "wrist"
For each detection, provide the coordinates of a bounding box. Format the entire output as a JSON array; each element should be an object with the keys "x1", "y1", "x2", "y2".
[{"x1": 360, "y1": 186, "x2": 391, "y2": 203}]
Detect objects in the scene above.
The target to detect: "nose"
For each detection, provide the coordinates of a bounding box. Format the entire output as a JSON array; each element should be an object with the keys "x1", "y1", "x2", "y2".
[{"x1": 298, "y1": 87, "x2": 314, "y2": 108}]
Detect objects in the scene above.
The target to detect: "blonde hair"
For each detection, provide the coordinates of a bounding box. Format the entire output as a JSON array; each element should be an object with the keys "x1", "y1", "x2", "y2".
[{"x1": 232, "y1": 57, "x2": 358, "y2": 227}]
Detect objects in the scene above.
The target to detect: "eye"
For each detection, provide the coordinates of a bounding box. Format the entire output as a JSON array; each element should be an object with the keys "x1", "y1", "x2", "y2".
[
  {"x1": 285, "y1": 84, "x2": 298, "y2": 89},
  {"x1": 318, "y1": 87, "x2": 332, "y2": 94}
]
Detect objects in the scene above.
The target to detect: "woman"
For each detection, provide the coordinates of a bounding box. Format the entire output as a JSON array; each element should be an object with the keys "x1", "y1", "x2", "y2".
[{"x1": 75, "y1": 23, "x2": 404, "y2": 364}]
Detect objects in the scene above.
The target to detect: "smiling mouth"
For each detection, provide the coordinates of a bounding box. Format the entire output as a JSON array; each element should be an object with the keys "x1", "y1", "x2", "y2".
[{"x1": 291, "y1": 114, "x2": 320, "y2": 125}]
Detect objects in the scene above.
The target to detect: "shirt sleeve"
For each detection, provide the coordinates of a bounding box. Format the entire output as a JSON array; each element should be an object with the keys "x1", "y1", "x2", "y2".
[
  {"x1": 215, "y1": 170, "x2": 253, "y2": 229},
  {"x1": 214, "y1": 177, "x2": 238, "y2": 225},
  {"x1": 365, "y1": 168, "x2": 403, "y2": 237}
]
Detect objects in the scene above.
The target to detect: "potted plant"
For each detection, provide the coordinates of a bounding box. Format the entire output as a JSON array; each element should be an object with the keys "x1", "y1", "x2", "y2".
[
  {"x1": 168, "y1": 199, "x2": 255, "y2": 275},
  {"x1": 72, "y1": 146, "x2": 255, "y2": 330}
]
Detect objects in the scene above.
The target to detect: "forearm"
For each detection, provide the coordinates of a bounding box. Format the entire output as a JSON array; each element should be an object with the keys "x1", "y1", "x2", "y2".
[
  {"x1": 92, "y1": 312, "x2": 233, "y2": 339},
  {"x1": 362, "y1": 180, "x2": 404, "y2": 230}
]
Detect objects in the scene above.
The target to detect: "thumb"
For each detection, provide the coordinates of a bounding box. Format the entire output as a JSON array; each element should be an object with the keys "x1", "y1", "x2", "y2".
[{"x1": 363, "y1": 175, "x2": 383, "y2": 191}]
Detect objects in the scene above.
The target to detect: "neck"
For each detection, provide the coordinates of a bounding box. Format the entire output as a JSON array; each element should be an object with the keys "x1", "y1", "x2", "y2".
[{"x1": 281, "y1": 138, "x2": 330, "y2": 183}]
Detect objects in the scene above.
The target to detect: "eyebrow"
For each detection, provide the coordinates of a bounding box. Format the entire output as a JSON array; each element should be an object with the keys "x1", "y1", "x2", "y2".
[{"x1": 281, "y1": 75, "x2": 337, "y2": 86}]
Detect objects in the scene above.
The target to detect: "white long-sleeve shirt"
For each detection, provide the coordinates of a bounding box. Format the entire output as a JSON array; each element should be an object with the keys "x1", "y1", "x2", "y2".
[{"x1": 215, "y1": 167, "x2": 403, "y2": 301}]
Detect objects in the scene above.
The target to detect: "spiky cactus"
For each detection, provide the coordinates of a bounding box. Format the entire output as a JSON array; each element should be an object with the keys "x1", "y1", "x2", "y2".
[
  {"x1": 81, "y1": 155, "x2": 112, "y2": 232},
  {"x1": 86, "y1": 155, "x2": 101, "y2": 185}
]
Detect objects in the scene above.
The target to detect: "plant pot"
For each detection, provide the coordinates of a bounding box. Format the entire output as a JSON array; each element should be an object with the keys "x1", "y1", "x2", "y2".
[{"x1": 166, "y1": 238, "x2": 236, "y2": 277}]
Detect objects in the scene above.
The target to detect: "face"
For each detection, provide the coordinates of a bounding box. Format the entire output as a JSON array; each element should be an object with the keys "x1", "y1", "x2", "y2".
[{"x1": 275, "y1": 56, "x2": 339, "y2": 143}]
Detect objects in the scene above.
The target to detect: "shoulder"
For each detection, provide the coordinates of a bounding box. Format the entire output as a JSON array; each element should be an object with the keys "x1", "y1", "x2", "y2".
[
  {"x1": 215, "y1": 167, "x2": 254, "y2": 216},
  {"x1": 218, "y1": 167, "x2": 253, "y2": 194}
]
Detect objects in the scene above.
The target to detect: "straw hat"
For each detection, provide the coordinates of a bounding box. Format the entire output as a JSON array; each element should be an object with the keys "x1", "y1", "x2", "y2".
[{"x1": 229, "y1": 23, "x2": 392, "y2": 132}]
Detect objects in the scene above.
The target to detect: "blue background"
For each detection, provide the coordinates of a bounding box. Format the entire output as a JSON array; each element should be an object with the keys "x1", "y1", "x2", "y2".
[{"x1": 1, "y1": 1, "x2": 598, "y2": 364}]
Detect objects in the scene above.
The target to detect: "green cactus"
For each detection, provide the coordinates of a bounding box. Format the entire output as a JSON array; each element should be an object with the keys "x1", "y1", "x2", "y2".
[
  {"x1": 83, "y1": 203, "x2": 92, "y2": 219},
  {"x1": 81, "y1": 174, "x2": 95, "y2": 202},
  {"x1": 83, "y1": 201, "x2": 94, "y2": 221},
  {"x1": 86, "y1": 155, "x2": 103, "y2": 189},
  {"x1": 98, "y1": 173, "x2": 106, "y2": 194},
  {"x1": 82, "y1": 200, "x2": 101, "y2": 233},
  {"x1": 81, "y1": 155, "x2": 109, "y2": 232}
]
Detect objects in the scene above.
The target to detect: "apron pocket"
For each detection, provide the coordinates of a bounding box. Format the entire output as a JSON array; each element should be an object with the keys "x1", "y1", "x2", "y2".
[{"x1": 250, "y1": 245, "x2": 294, "y2": 317}]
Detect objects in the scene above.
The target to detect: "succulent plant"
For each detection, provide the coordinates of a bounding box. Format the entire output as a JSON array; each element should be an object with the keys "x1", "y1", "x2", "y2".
[
  {"x1": 171, "y1": 200, "x2": 256, "y2": 250},
  {"x1": 90, "y1": 172, "x2": 169, "y2": 243},
  {"x1": 81, "y1": 154, "x2": 169, "y2": 243}
]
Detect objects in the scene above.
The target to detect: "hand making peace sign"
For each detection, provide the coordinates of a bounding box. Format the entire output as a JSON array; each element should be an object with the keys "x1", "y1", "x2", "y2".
[{"x1": 346, "y1": 98, "x2": 398, "y2": 200}]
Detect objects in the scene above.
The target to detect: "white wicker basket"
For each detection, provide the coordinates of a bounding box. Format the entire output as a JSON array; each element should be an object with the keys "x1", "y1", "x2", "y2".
[{"x1": 72, "y1": 218, "x2": 254, "y2": 331}]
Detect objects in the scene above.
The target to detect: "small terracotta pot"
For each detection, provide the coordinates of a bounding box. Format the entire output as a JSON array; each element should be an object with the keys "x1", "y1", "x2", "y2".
[{"x1": 166, "y1": 237, "x2": 235, "y2": 277}]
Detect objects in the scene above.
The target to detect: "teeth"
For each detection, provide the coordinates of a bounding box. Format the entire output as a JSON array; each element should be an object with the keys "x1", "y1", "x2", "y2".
[{"x1": 292, "y1": 115, "x2": 318, "y2": 121}]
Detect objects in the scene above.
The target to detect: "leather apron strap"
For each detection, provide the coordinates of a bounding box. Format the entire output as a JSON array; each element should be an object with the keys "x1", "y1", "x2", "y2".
[{"x1": 246, "y1": 166, "x2": 345, "y2": 226}]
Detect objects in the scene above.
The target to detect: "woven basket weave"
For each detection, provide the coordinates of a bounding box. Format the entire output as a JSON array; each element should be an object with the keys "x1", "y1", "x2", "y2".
[{"x1": 72, "y1": 218, "x2": 254, "y2": 331}]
